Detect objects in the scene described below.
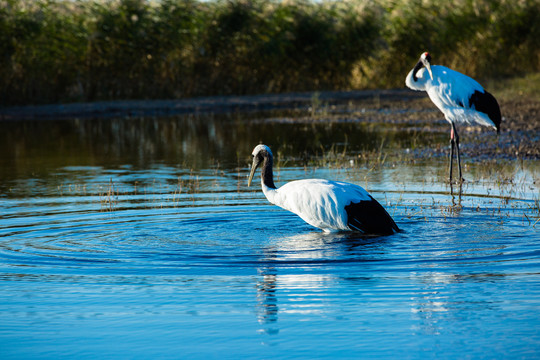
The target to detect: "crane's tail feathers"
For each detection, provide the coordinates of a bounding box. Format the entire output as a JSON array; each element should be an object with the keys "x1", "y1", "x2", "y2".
[
  {"x1": 469, "y1": 90, "x2": 502, "y2": 133},
  {"x1": 345, "y1": 198, "x2": 399, "y2": 235},
  {"x1": 348, "y1": 219, "x2": 366, "y2": 233}
]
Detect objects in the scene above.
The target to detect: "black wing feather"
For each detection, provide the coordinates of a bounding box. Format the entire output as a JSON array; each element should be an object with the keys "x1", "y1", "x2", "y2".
[
  {"x1": 344, "y1": 197, "x2": 399, "y2": 235},
  {"x1": 468, "y1": 90, "x2": 502, "y2": 133}
]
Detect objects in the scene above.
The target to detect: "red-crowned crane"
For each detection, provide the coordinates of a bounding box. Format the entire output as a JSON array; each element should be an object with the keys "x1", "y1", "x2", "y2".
[
  {"x1": 405, "y1": 52, "x2": 502, "y2": 182},
  {"x1": 247, "y1": 144, "x2": 399, "y2": 235}
]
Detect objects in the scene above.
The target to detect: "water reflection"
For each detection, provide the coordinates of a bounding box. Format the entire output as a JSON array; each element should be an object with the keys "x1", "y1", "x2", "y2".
[
  {"x1": 273, "y1": 231, "x2": 391, "y2": 261},
  {"x1": 256, "y1": 263, "x2": 279, "y2": 335},
  {"x1": 2, "y1": 112, "x2": 540, "y2": 358},
  {"x1": 449, "y1": 182, "x2": 463, "y2": 204},
  {"x1": 254, "y1": 231, "x2": 392, "y2": 338},
  {"x1": 252, "y1": 225, "x2": 524, "y2": 345},
  {"x1": 409, "y1": 270, "x2": 506, "y2": 337},
  {"x1": 0, "y1": 111, "x2": 422, "y2": 186}
]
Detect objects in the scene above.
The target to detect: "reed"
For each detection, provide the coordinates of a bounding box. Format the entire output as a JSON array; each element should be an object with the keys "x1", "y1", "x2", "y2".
[
  {"x1": 99, "y1": 178, "x2": 118, "y2": 211},
  {"x1": 2, "y1": 0, "x2": 538, "y2": 106}
]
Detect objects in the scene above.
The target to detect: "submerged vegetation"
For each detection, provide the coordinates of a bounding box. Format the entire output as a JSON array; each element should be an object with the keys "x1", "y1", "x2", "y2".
[
  {"x1": 85, "y1": 155, "x2": 539, "y2": 227},
  {"x1": 1, "y1": 0, "x2": 539, "y2": 105}
]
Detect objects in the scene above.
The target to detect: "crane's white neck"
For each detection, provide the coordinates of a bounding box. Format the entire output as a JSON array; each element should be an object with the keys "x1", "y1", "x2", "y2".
[{"x1": 261, "y1": 181, "x2": 278, "y2": 205}]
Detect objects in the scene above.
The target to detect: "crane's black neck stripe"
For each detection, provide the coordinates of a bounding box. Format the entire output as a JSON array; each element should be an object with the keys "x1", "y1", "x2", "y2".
[
  {"x1": 412, "y1": 60, "x2": 423, "y2": 82},
  {"x1": 468, "y1": 90, "x2": 502, "y2": 133},
  {"x1": 260, "y1": 154, "x2": 276, "y2": 189}
]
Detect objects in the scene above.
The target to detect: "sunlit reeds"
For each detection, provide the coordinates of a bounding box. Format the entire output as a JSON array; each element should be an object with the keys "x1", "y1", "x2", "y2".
[{"x1": 2, "y1": 0, "x2": 538, "y2": 106}]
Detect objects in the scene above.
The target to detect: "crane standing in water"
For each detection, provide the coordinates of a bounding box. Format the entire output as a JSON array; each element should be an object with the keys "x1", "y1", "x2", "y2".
[
  {"x1": 247, "y1": 144, "x2": 399, "y2": 235},
  {"x1": 405, "y1": 52, "x2": 502, "y2": 183}
]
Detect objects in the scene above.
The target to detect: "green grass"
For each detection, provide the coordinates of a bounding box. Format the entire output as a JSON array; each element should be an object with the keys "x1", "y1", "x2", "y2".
[{"x1": 485, "y1": 72, "x2": 540, "y2": 100}]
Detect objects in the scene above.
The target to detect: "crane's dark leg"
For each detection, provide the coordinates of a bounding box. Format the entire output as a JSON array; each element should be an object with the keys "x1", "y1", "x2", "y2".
[{"x1": 452, "y1": 122, "x2": 463, "y2": 183}]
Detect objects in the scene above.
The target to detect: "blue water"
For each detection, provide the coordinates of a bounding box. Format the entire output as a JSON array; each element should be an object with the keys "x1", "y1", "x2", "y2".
[{"x1": 1, "y1": 116, "x2": 539, "y2": 359}]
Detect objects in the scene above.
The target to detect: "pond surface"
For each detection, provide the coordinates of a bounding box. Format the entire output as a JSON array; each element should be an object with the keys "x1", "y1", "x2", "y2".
[{"x1": 1, "y1": 111, "x2": 539, "y2": 359}]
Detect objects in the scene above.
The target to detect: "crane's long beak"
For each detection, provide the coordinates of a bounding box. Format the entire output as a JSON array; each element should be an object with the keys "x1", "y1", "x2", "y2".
[
  {"x1": 247, "y1": 157, "x2": 259, "y2": 187},
  {"x1": 425, "y1": 62, "x2": 433, "y2": 80}
]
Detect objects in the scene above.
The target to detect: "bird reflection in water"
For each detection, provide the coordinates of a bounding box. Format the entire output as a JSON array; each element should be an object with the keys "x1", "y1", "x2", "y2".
[
  {"x1": 254, "y1": 231, "x2": 391, "y2": 338},
  {"x1": 256, "y1": 250, "x2": 279, "y2": 336},
  {"x1": 450, "y1": 182, "x2": 463, "y2": 208}
]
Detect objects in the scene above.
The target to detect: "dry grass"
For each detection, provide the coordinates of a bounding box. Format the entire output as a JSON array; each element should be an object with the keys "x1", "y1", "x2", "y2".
[{"x1": 2, "y1": 0, "x2": 538, "y2": 105}]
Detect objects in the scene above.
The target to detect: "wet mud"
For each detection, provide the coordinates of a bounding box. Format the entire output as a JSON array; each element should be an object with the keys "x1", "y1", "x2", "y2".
[
  {"x1": 1, "y1": 89, "x2": 538, "y2": 160},
  {"x1": 344, "y1": 95, "x2": 539, "y2": 160}
]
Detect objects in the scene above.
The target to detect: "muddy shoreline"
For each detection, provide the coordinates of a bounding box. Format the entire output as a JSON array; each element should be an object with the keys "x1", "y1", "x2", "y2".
[
  {"x1": 0, "y1": 89, "x2": 422, "y2": 121},
  {"x1": 1, "y1": 89, "x2": 538, "y2": 159}
]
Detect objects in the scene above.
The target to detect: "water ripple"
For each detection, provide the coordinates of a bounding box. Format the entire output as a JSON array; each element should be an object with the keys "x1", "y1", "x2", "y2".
[{"x1": 1, "y1": 161, "x2": 539, "y2": 359}]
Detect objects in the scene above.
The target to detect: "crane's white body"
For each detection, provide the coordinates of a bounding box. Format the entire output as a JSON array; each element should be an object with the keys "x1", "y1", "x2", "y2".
[
  {"x1": 261, "y1": 178, "x2": 371, "y2": 232},
  {"x1": 405, "y1": 52, "x2": 501, "y2": 183},
  {"x1": 405, "y1": 65, "x2": 497, "y2": 129}
]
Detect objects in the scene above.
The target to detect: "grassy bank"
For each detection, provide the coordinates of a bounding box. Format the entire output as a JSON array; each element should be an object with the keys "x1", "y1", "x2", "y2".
[{"x1": 1, "y1": 0, "x2": 539, "y2": 106}]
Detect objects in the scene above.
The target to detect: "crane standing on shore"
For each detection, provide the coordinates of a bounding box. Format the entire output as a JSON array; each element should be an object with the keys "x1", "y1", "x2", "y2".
[{"x1": 405, "y1": 52, "x2": 502, "y2": 183}]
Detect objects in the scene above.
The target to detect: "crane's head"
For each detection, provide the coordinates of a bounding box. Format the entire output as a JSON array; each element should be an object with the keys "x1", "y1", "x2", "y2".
[
  {"x1": 419, "y1": 52, "x2": 434, "y2": 80},
  {"x1": 248, "y1": 144, "x2": 273, "y2": 186}
]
